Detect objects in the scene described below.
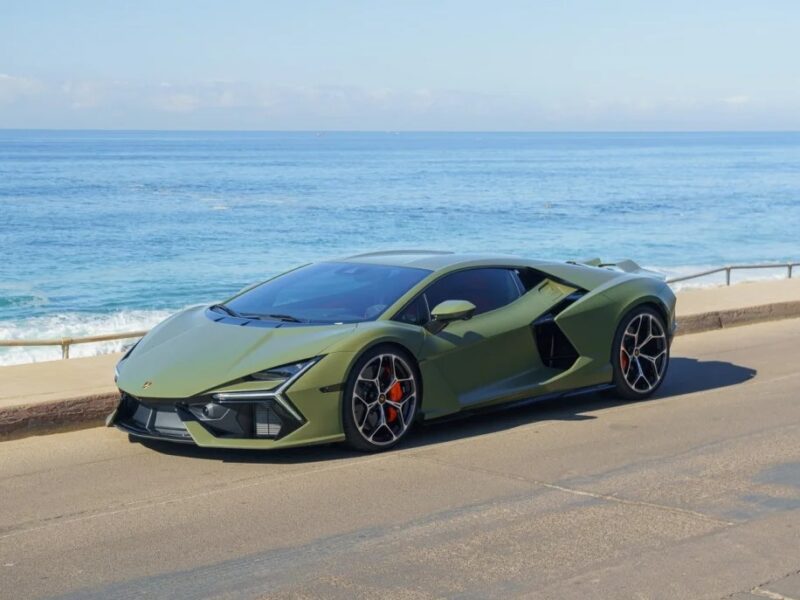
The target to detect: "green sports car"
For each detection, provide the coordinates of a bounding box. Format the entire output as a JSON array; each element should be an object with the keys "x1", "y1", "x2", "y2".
[{"x1": 110, "y1": 251, "x2": 676, "y2": 452}]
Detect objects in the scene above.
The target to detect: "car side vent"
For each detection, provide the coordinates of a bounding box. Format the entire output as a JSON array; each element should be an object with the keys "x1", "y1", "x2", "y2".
[
  {"x1": 533, "y1": 320, "x2": 579, "y2": 370},
  {"x1": 532, "y1": 291, "x2": 584, "y2": 370},
  {"x1": 549, "y1": 291, "x2": 585, "y2": 317}
]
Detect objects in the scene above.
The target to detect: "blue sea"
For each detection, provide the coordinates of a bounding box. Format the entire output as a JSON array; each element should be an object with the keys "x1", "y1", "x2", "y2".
[{"x1": 1, "y1": 130, "x2": 799, "y2": 364}]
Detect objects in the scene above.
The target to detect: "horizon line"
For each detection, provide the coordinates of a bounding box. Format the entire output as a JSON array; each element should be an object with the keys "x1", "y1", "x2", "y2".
[{"x1": 2, "y1": 128, "x2": 800, "y2": 134}]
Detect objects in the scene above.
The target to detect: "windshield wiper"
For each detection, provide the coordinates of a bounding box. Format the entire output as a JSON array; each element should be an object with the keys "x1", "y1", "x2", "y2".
[
  {"x1": 213, "y1": 305, "x2": 305, "y2": 323},
  {"x1": 209, "y1": 303, "x2": 241, "y2": 318},
  {"x1": 266, "y1": 313, "x2": 303, "y2": 323},
  {"x1": 241, "y1": 312, "x2": 304, "y2": 323}
]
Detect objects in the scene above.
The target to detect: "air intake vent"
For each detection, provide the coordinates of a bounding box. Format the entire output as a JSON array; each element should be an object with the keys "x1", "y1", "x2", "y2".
[
  {"x1": 533, "y1": 319, "x2": 579, "y2": 370},
  {"x1": 549, "y1": 291, "x2": 585, "y2": 317},
  {"x1": 532, "y1": 291, "x2": 583, "y2": 370},
  {"x1": 254, "y1": 403, "x2": 282, "y2": 437}
]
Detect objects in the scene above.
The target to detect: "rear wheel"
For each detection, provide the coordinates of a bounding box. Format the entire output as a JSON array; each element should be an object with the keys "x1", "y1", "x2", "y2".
[
  {"x1": 611, "y1": 306, "x2": 669, "y2": 400},
  {"x1": 342, "y1": 345, "x2": 420, "y2": 452}
]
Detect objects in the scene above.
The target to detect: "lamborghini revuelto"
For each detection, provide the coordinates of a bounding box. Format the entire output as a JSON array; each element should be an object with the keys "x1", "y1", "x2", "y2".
[{"x1": 110, "y1": 251, "x2": 676, "y2": 452}]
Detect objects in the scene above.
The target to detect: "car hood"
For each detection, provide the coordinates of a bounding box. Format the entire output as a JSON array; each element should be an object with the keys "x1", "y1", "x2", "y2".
[{"x1": 116, "y1": 306, "x2": 357, "y2": 398}]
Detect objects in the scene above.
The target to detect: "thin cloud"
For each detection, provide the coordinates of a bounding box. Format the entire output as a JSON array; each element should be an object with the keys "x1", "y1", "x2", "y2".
[
  {"x1": 0, "y1": 74, "x2": 796, "y2": 130},
  {"x1": 722, "y1": 95, "x2": 750, "y2": 106},
  {"x1": 0, "y1": 74, "x2": 44, "y2": 104}
]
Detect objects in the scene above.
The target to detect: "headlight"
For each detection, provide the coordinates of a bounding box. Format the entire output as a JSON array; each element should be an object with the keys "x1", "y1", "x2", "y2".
[
  {"x1": 213, "y1": 357, "x2": 321, "y2": 424},
  {"x1": 249, "y1": 358, "x2": 318, "y2": 381}
]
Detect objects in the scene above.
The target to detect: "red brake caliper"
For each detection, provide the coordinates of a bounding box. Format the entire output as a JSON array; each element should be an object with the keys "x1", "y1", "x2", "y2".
[
  {"x1": 386, "y1": 381, "x2": 403, "y2": 422},
  {"x1": 620, "y1": 349, "x2": 629, "y2": 371}
]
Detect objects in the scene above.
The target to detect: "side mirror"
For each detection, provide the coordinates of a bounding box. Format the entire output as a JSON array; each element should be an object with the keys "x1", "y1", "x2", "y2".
[{"x1": 426, "y1": 299, "x2": 476, "y2": 333}]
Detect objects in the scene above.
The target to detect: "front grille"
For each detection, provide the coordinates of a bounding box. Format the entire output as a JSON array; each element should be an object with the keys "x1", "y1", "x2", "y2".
[
  {"x1": 153, "y1": 408, "x2": 187, "y2": 435},
  {"x1": 115, "y1": 394, "x2": 193, "y2": 442},
  {"x1": 115, "y1": 392, "x2": 304, "y2": 443}
]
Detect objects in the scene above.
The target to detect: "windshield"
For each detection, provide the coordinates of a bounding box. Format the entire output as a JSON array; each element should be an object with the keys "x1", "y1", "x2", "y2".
[{"x1": 224, "y1": 262, "x2": 430, "y2": 324}]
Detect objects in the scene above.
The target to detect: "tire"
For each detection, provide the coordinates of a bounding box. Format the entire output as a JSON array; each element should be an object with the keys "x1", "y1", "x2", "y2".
[
  {"x1": 610, "y1": 306, "x2": 670, "y2": 401},
  {"x1": 342, "y1": 344, "x2": 421, "y2": 452}
]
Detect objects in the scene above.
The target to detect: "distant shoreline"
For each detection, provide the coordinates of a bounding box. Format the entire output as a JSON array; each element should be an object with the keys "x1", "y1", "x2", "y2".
[{"x1": 3, "y1": 128, "x2": 800, "y2": 134}]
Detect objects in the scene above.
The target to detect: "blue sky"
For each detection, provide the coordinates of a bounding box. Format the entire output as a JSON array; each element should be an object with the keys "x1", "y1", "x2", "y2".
[{"x1": 1, "y1": 0, "x2": 798, "y2": 130}]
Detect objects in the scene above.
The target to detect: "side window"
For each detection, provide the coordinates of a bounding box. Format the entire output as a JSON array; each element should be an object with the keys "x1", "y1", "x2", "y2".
[
  {"x1": 512, "y1": 268, "x2": 547, "y2": 293},
  {"x1": 394, "y1": 294, "x2": 429, "y2": 326},
  {"x1": 425, "y1": 268, "x2": 521, "y2": 316}
]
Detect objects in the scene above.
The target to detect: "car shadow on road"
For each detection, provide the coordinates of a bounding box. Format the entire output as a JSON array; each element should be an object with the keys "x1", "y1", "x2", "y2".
[
  {"x1": 657, "y1": 356, "x2": 756, "y2": 396},
  {"x1": 133, "y1": 356, "x2": 756, "y2": 464}
]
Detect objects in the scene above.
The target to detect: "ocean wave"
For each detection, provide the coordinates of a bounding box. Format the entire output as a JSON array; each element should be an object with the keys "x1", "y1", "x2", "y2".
[
  {"x1": 0, "y1": 309, "x2": 176, "y2": 366},
  {"x1": 0, "y1": 291, "x2": 50, "y2": 310}
]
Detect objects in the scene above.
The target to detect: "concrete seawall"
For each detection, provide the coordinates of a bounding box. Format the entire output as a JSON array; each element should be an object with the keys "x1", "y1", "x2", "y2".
[
  {"x1": 2, "y1": 277, "x2": 799, "y2": 440},
  {"x1": 675, "y1": 277, "x2": 800, "y2": 334}
]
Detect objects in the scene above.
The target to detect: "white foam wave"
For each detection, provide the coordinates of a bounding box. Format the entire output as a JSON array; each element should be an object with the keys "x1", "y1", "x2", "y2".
[{"x1": 0, "y1": 309, "x2": 176, "y2": 366}]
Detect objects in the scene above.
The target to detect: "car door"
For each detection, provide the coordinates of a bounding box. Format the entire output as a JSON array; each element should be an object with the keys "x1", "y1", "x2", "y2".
[{"x1": 412, "y1": 267, "x2": 577, "y2": 409}]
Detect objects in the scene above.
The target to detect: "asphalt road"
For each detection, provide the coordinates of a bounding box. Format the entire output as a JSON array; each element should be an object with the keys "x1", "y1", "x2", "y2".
[{"x1": 2, "y1": 319, "x2": 800, "y2": 600}]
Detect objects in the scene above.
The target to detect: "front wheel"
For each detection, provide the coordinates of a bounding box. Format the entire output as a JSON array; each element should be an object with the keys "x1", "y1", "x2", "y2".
[
  {"x1": 342, "y1": 345, "x2": 420, "y2": 452},
  {"x1": 610, "y1": 306, "x2": 670, "y2": 400}
]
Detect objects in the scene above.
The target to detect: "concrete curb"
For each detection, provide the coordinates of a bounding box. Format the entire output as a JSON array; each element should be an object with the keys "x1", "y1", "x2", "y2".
[
  {"x1": 676, "y1": 300, "x2": 800, "y2": 336},
  {"x1": 0, "y1": 392, "x2": 118, "y2": 440},
  {"x1": 2, "y1": 301, "x2": 800, "y2": 441}
]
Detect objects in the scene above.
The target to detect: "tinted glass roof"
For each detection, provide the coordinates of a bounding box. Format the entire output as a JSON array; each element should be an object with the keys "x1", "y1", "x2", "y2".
[{"x1": 333, "y1": 250, "x2": 524, "y2": 270}]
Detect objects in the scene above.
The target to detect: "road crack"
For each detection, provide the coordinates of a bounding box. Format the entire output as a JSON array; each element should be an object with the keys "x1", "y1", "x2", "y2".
[{"x1": 406, "y1": 453, "x2": 734, "y2": 527}]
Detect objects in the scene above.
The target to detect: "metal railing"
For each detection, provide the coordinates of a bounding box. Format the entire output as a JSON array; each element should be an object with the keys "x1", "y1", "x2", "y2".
[
  {"x1": 0, "y1": 330, "x2": 147, "y2": 360},
  {"x1": 666, "y1": 262, "x2": 798, "y2": 286},
  {"x1": 1, "y1": 261, "x2": 797, "y2": 360}
]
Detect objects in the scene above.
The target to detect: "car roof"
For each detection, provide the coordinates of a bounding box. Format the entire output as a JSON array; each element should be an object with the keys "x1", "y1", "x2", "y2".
[{"x1": 332, "y1": 250, "x2": 548, "y2": 271}]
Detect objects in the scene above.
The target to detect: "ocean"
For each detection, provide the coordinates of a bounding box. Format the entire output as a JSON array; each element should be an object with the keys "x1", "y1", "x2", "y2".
[{"x1": 1, "y1": 130, "x2": 799, "y2": 364}]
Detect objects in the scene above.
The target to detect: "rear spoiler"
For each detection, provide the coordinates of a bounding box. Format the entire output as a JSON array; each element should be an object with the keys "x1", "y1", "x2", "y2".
[{"x1": 570, "y1": 258, "x2": 666, "y2": 281}]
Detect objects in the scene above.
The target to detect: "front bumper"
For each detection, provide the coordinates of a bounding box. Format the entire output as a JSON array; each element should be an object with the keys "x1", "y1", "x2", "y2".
[
  {"x1": 110, "y1": 351, "x2": 356, "y2": 450},
  {"x1": 113, "y1": 396, "x2": 194, "y2": 443},
  {"x1": 112, "y1": 393, "x2": 305, "y2": 444}
]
